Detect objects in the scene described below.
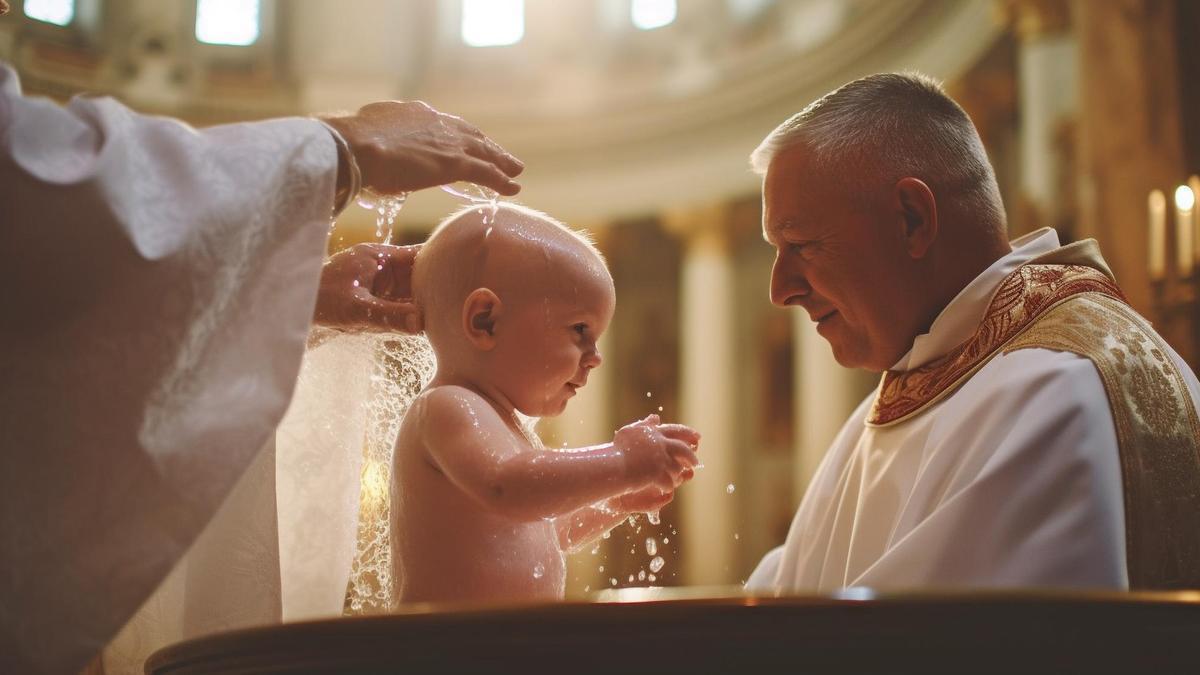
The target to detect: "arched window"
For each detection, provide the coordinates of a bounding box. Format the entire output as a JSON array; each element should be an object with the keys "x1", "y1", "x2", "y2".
[
  {"x1": 23, "y1": 0, "x2": 74, "y2": 26},
  {"x1": 631, "y1": 0, "x2": 676, "y2": 30},
  {"x1": 461, "y1": 0, "x2": 523, "y2": 48},
  {"x1": 195, "y1": 0, "x2": 261, "y2": 46}
]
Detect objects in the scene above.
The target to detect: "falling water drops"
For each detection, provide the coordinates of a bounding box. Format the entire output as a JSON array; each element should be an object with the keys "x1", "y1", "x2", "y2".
[
  {"x1": 649, "y1": 556, "x2": 665, "y2": 573},
  {"x1": 532, "y1": 562, "x2": 545, "y2": 579},
  {"x1": 645, "y1": 537, "x2": 657, "y2": 556},
  {"x1": 356, "y1": 190, "x2": 409, "y2": 244},
  {"x1": 726, "y1": 483, "x2": 736, "y2": 494}
]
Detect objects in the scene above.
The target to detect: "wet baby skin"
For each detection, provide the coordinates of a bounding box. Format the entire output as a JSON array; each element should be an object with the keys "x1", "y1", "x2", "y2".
[{"x1": 391, "y1": 204, "x2": 700, "y2": 604}]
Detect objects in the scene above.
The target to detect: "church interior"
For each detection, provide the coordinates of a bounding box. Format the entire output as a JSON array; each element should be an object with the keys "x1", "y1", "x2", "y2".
[{"x1": 3, "y1": 0, "x2": 1200, "y2": 671}]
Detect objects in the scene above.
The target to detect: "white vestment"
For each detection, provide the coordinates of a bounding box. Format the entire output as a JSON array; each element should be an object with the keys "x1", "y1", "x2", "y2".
[
  {"x1": 746, "y1": 229, "x2": 1200, "y2": 593},
  {"x1": 0, "y1": 63, "x2": 337, "y2": 674}
]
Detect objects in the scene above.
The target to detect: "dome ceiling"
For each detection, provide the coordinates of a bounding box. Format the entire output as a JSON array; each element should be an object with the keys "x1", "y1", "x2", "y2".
[{"x1": 1, "y1": 0, "x2": 1002, "y2": 225}]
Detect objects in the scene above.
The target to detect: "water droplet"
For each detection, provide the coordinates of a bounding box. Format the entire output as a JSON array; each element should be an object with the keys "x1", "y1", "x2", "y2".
[
  {"x1": 638, "y1": 569, "x2": 646, "y2": 581},
  {"x1": 602, "y1": 531, "x2": 611, "y2": 539},
  {"x1": 628, "y1": 574, "x2": 635, "y2": 583},
  {"x1": 726, "y1": 483, "x2": 736, "y2": 494},
  {"x1": 645, "y1": 537, "x2": 657, "y2": 556},
  {"x1": 610, "y1": 578, "x2": 618, "y2": 586},
  {"x1": 662, "y1": 537, "x2": 670, "y2": 544},
  {"x1": 584, "y1": 585, "x2": 590, "y2": 592},
  {"x1": 646, "y1": 511, "x2": 661, "y2": 525},
  {"x1": 649, "y1": 556, "x2": 665, "y2": 573},
  {"x1": 591, "y1": 545, "x2": 600, "y2": 555},
  {"x1": 532, "y1": 562, "x2": 545, "y2": 579},
  {"x1": 645, "y1": 391, "x2": 652, "y2": 398},
  {"x1": 657, "y1": 406, "x2": 663, "y2": 412},
  {"x1": 627, "y1": 515, "x2": 638, "y2": 528},
  {"x1": 598, "y1": 565, "x2": 604, "y2": 572},
  {"x1": 648, "y1": 574, "x2": 656, "y2": 582},
  {"x1": 734, "y1": 533, "x2": 740, "y2": 540},
  {"x1": 352, "y1": 279, "x2": 360, "y2": 288}
]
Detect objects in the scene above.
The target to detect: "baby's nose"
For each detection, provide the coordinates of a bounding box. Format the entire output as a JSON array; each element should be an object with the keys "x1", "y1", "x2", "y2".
[{"x1": 582, "y1": 347, "x2": 602, "y2": 369}]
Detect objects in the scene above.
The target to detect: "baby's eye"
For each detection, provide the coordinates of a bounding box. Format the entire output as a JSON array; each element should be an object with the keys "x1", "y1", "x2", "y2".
[{"x1": 572, "y1": 323, "x2": 588, "y2": 336}]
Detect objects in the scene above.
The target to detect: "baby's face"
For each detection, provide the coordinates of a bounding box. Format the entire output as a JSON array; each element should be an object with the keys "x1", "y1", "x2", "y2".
[{"x1": 490, "y1": 257, "x2": 615, "y2": 418}]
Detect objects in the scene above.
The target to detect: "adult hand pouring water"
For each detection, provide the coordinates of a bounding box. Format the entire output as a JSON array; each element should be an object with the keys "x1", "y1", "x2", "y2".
[{"x1": 0, "y1": 44, "x2": 521, "y2": 674}]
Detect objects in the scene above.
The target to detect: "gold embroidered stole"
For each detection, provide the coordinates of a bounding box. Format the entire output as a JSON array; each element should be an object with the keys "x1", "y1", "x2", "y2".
[
  {"x1": 1002, "y1": 293, "x2": 1200, "y2": 589},
  {"x1": 867, "y1": 252, "x2": 1200, "y2": 589}
]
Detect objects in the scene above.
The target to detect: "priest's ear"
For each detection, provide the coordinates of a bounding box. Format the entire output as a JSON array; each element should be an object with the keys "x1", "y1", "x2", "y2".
[
  {"x1": 893, "y1": 177, "x2": 938, "y2": 259},
  {"x1": 463, "y1": 288, "x2": 501, "y2": 350}
]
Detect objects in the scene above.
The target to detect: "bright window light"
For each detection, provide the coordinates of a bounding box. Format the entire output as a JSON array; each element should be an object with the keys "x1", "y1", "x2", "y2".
[
  {"x1": 24, "y1": 0, "x2": 74, "y2": 26},
  {"x1": 632, "y1": 0, "x2": 676, "y2": 30},
  {"x1": 196, "y1": 0, "x2": 261, "y2": 47},
  {"x1": 461, "y1": 0, "x2": 524, "y2": 47}
]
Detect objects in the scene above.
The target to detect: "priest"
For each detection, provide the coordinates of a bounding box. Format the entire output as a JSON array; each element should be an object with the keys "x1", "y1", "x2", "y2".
[
  {"x1": 745, "y1": 73, "x2": 1200, "y2": 594},
  {"x1": 0, "y1": 47, "x2": 522, "y2": 674}
]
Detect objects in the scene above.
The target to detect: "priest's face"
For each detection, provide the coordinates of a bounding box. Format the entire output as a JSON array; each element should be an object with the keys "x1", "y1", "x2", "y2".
[{"x1": 763, "y1": 146, "x2": 926, "y2": 372}]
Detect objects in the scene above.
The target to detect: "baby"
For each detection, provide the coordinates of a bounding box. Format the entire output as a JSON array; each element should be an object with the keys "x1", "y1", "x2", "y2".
[{"x1": 391, "y1": 203, "x2": 700, "y2": 604}]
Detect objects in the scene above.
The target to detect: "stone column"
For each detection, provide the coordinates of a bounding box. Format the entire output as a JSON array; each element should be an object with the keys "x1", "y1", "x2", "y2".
[
  {"x1": 665, "y1": 205, "x2": 739, "y2": 586},
  {"x1": 1073, "y1": 0, "x2": 1186, "y2": 315},
  {"x1": 999, "y1": 0, "x2": 1076, "y2": 237}
]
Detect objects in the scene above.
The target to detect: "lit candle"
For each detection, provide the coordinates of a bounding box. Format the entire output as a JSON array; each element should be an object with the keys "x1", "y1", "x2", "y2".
[
  {"x1": 1190, "y1": 175, "x2": 1200, "y2": 265},
  {"x1": 1149, "y1": 189, "x2": 1166, "y2": 281},
  {"x1": 1176, "y1": 184, "x2": 1195, "y2": 277}
]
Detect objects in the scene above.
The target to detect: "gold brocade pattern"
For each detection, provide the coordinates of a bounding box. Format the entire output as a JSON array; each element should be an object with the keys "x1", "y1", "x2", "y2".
[
  {"x1": 1002, "y1": 294, "x2": 1200, "y2": 589},
  {"x1": 868, "y1": 264, "x2": 1124, "y2": 426}
]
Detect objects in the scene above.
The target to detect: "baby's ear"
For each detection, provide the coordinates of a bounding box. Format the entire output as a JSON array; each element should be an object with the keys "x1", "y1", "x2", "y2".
[{"x1": 463, "y1": 288, "x2": 501, "y2": 350}]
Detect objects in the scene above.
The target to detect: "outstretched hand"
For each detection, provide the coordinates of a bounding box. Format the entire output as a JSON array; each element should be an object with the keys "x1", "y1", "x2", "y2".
[
  {"x1": 321, "y1": 101, "x2": 524, "y2": 197},
  {"x1": 616, "y1": 486, "x2": 676, "y2": 514},
  {"x1": 312, "y1": 242, "x2": 424, "y2": 334},
  {"x1": 615, "y1": 414, "x2": 701, "y2": 493}
]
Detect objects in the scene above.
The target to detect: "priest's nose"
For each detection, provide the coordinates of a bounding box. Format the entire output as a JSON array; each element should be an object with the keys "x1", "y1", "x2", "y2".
[{"x1": 770, "y1": 257, "x2": 809, "y2": 307}]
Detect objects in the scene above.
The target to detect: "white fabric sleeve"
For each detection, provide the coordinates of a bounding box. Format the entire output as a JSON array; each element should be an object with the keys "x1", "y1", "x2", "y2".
[
  {"x1": 744, "y1": 546, "x2": 785, "y2": 593},
  {"x1": 0, "y1": 63, "x2": 337, "y2": 674},
  {"x1": 853, "y1": 349, "x2": 1128, "y2": 591}
]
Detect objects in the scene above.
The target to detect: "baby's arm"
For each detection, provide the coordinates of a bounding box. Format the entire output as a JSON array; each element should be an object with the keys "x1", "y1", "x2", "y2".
[
  {"x1": 420, "y1": 389, "x2": 699, "y2": 522},
  {"x1": 555, "y1": 487, "x2": 676, "y2": 554}
]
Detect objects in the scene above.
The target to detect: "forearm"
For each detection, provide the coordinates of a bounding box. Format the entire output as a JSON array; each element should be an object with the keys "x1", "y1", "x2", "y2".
[
  {"x1": 487, "y1": 444, "x2": 643, "y2": 521},
  {"x1": 555, "y1": 500, "x2": 631, "y2": 554}
]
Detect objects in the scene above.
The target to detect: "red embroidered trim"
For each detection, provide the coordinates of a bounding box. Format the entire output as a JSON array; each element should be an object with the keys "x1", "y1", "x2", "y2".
[{"x1": 867, "y1": 264, "x2": 1126, "y2": 426}]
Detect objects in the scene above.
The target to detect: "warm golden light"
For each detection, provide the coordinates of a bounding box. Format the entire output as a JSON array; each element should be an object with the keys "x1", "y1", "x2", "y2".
[
  {"x1": 360, "y1": 459, "x2": 389, "y2": 507},
  {"x1": 1191, "y1": 176, "x2": 1200, "y2": 264},
  {"x1": 1176, "y1": 185, "x2": 1196, "y2": 212},
  {"x1": 1148, "y1": 189, "x2": 1166, "y2": 281},
  {"x1": 1176, "y1": 185, "x2": 1195, "y2": 277}
]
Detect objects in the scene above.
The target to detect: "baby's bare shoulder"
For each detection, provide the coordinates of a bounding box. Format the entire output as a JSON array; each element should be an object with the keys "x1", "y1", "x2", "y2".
[{"x1": 414, "y1": 385, "x2": 505, "y2": 434}]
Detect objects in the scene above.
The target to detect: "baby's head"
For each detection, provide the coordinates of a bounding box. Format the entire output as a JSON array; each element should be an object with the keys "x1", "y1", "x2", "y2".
[{"x1": 414, "y1": 203, "x2": 615, "y2": 417}]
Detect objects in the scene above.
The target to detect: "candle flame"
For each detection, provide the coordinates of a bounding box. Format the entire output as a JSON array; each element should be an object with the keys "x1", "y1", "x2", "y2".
[{"x1": 1175, "y1": 185, "x2": 1195, "y2": 212}]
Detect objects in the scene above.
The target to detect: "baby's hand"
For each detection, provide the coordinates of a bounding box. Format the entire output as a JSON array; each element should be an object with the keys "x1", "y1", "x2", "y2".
[
  {"x1": 614, "y1": 414, "x2": 701, "y2": 492},
  {"x1": 616, "y1": 486, "x2": 675, "y2": 514}
]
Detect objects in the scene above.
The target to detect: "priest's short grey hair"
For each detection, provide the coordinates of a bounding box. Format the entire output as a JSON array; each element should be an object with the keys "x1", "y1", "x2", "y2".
[{"x1": 750, "y1": 72, "x2": 1005, "y2": 234}]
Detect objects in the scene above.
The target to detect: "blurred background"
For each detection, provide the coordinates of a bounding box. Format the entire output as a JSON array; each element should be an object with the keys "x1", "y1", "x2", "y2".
[{"x1": 3, "y1": 0, "x2": 1198, "y2": 601}]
